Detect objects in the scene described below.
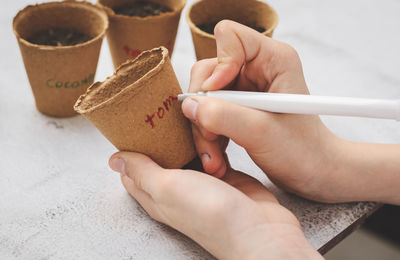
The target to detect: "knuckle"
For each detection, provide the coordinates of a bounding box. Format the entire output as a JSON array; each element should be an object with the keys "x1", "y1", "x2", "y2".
[
  {"x1": 131, "y1": 172, "x2": 144, "y2": 191},
  {"x1": 214, "y1": 20, "x2": 232, "y2": 35},
  {"x1": 128, "y1": 158, "x2": 152, "y2": 190}
]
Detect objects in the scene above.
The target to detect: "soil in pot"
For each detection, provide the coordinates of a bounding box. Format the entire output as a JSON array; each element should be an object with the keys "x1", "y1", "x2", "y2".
[
  {"x1": 198, "y1": 22, "x2": 265, "y2": 35},
  {"x1": 113, "y1": 1, "x2": 172, "y2": 17},
  {"x1": 27, "y1": 28, "x2": 92, "y2": 46}
]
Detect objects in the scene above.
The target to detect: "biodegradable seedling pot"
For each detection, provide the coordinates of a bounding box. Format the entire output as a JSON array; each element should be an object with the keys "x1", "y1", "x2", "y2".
[
  {"x1": 74, "y1": 47, "x2": 196, "y2": 169},
  {"x1": 98, "y1": 0, "x2": 186, "y2": 68},
  {"x1": 13, "y1": 1, "x2": 108, "y2": 117},
  {"x1": 187, "y1": 0, "x2": 278, "y2": 60}
]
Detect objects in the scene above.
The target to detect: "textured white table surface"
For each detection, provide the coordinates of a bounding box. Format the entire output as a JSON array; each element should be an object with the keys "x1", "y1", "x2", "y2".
[{"x1": 1, "y1": 0, "x2": 400, "y2": 259}]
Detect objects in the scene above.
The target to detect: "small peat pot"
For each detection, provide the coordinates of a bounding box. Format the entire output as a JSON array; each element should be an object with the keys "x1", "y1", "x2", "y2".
[
  {"x1": 187, "y1": 0, "x2": 278, "y2": 60},
  {"x1": 98, "y1": 0, "x2": 186, "y2": 68},
  {"x1": 74, "y1": 47, "x2": 196, "y2": 169},
  {"x1": 13, "y1": 1, "x2": 108, "y2": 117}
]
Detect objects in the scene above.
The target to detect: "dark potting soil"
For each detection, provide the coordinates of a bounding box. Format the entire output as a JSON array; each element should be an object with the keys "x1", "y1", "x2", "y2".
[
  {"x1": 27, "y1": 28, "x2": 92, "y2": 46},
  {"x1": 113, "y1": 1, "x2": 172, "y2": 17},
  {"x1": 198, "y1": 22, "x2": 266, "y2": 35}
]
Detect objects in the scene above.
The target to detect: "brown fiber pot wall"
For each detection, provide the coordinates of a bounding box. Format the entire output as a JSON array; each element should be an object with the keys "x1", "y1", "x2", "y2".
[
  {"x1": 13, "y1": 1, "x2": 108, "y2": 117},
  {"x1": 187, "y1": 0, "x2": 278, "y2": 60},
  {"x1": 75, "y1": 47, "x2": 196, "y2": 169},
  {"x1": 98, "y1": 0, "x2": 185, "y2": 68}
]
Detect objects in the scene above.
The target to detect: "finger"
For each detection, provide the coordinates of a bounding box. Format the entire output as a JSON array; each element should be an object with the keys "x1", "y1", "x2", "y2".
[
  {"x1": 201, "y1": 20, "x2": 267, "y2": 91},
  {"x1": 109, "y1": 152, "x2": 164, "y2": 198},
  {"x1": 190, "y1": 117, "x2": 219, "y2": 151},
  {"x1": 223, "y1": 169, "x2": 278, "y2": 204},
  {"x1": 182, "y1": 96, "x2": 272, "y2": 151},
  {"x1": 120, "y1": 174, "x2": 162, "y2": 222},
  {"x1": 194, "y1": 123, "x2": 218, "y2": 141},
  {"x1": 235, "y1": 63, "x2": 267, "y2": 92},
  {"x1": 192, "y1": 126, "x2": 227, "y2": 178},
  {"x1": 189, "y1": 58, "x2": 217, "y2": 93}
]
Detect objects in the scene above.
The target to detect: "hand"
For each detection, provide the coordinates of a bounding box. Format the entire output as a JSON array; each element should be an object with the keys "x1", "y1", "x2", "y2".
[
  {"x1": 182, "y1": 20, "x2": 339, "y2": 202},
  {"x1": 109, "y1": 152, "x2": 322, "y2": 260},
  {"x1": 182, "y1": 20, "x2": 400, "y2": 205}
]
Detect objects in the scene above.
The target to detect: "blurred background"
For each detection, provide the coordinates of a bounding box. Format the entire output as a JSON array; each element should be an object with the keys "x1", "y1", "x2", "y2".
[{"x1": 326, "y1": 205, "x2": 400, "y2": 259}]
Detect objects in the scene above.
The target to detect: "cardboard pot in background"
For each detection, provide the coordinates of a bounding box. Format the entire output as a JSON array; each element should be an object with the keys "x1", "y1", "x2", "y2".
[
  {"x1": 187, "y1": 0, "x2": 278, "y2": 60},
  {"x1": 74, "y1": 47, "x2": 196, "y2": 169},
  {"x1": 13, "y1": 1, "x2": 108, "y2": 117},
  {"x1": 98, "y1": 0, "x2": 185, "y2": 68}
]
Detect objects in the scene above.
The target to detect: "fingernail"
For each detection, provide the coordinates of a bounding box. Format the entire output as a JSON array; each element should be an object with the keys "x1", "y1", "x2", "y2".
[
  {"x1": 182, "y1": 98, "x2": 198, "y2": 121},
  {"x1": 109, "y1": 157, "x2": 126, "y2": 175},
  {"x1": 200, "y1": 153, "x2": 211, "y2": 165}
]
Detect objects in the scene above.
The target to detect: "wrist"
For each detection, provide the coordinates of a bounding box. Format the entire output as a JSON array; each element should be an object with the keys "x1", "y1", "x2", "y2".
[
  {"x1": 232, "y1": 224, "x2": 322, "y2": 260},
  {"x1": 322, "y1": 138, "x2": 400, "y2": 204}
]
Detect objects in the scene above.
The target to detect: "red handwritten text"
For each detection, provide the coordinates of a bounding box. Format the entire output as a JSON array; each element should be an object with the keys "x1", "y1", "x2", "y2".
[
  {"x1": 123, "y1": 45, "x2": 142, "y2": 59},
  {"x1": 145, "y1": 95, "x2": 178, "y2": 129},
  {"x1": 123, "y1": 40, "x2": 174, "y2": 59}
]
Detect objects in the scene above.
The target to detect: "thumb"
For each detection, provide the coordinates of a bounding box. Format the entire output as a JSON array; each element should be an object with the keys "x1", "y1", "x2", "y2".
[
  {"x1": 182, "y1": 96, "x2": 272, "y2": 151},
  {"x1": 109, "y1": 152, "x2": 164, "y2": 198},
  {"x1": 201, "y1": 20, "x2": 265, "y2": 91}
]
